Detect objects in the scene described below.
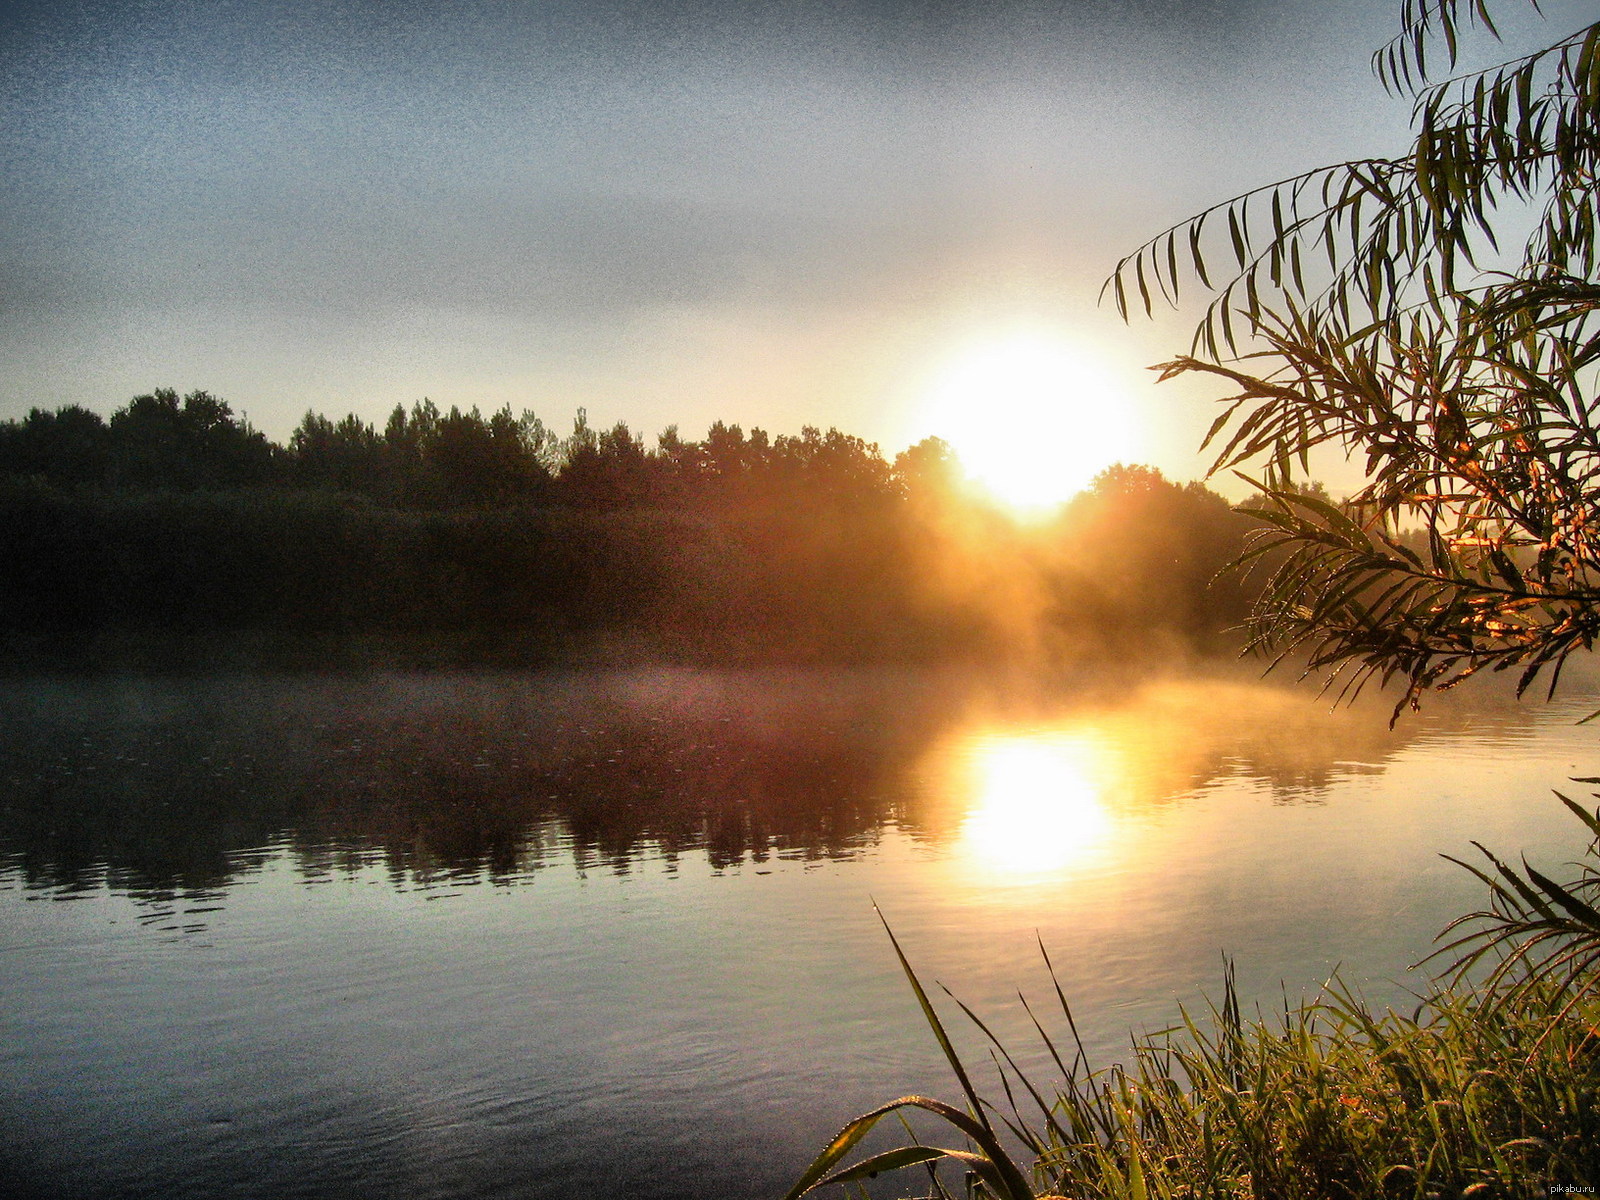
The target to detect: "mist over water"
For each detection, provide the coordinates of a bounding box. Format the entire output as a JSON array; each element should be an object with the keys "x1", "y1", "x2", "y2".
[{"x1": 2, "y1": 664, "x2": 1595, "y2": 1199}]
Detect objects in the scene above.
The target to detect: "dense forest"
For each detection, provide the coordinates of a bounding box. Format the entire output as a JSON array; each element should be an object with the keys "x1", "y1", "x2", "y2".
[{"x1": 0, "y1": 388, "x2": 1269, "y2": 669}]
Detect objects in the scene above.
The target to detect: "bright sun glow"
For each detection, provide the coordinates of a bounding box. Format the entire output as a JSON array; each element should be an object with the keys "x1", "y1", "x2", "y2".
[
  {"x1": 957, "y1": 732, "x2": 1113, "y2": 879},
  {"x1": 921, "y1": 330, "x2": 1137, "y2": 514}
]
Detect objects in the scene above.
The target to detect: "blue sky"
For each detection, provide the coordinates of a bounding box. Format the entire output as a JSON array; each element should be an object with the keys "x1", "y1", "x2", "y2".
[{"x1": 1, "y1": 0, "x2": 1576, "y2": 484}]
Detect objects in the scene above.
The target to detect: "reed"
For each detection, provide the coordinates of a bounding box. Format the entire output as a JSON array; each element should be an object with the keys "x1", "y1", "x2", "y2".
[{"x1": 788, "y1": 797, "x2": 1600, "y2": 1199}]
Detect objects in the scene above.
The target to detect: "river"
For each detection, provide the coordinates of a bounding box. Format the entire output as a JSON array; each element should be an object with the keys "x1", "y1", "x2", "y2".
[{"x1": 1, "y1": 664, "x2": 1596, "y2": 1199}]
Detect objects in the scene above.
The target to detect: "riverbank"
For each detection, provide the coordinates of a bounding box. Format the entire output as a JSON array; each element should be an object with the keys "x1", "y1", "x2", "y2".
[{"x1": 790, "y1": 804, "x2": 1600, "y2": 1198}]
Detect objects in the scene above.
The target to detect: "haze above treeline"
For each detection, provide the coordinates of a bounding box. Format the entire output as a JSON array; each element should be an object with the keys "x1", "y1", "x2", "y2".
[{"x1": 0, "y1": 388, "x2": 1287, "y2": 672}]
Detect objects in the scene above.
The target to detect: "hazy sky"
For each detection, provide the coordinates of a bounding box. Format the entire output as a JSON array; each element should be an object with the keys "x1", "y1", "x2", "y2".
[{"x1": 1, "y1": 0, "x2": 1575, "y2": 485}]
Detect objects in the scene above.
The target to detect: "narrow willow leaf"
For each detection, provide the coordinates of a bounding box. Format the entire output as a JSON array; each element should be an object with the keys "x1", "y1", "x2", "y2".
[
  {"x1": 1473, "y1": 0, "x2": 1499, "y2": 41},
  {"x1": 1164, "y1": 231, "x2": 1180, "y2": 305},
  {"x1": 1190, "y1": 216, "x2": 1212, "y2": 288},
  {"x1": 1489, "y1": 548, "x2": 1525, "y2": 591}
]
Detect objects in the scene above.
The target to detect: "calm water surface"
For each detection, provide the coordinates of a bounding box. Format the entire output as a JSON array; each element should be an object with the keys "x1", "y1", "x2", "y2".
[{"x1": 2, "y1": 665, "x2": 1597, "y2": 1199}]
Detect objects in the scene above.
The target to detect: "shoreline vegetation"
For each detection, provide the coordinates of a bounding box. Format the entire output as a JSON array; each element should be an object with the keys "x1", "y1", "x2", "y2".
[
  {"x1": 0, "y1": 390, "x2": 1272, "y2": 675},
  {"x1": 788, "y1": 804, "x2": 1600, "y2": 1198}
]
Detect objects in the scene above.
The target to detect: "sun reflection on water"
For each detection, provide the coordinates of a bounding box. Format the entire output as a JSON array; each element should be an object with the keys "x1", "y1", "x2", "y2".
[{"x1": 954, "y1": 731, "x2": 1114, "y2": 880}]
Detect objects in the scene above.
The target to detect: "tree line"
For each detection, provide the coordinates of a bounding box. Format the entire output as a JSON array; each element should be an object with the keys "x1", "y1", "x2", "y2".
[
  {"x1": 0, "y1": 387, "x2": 921, "y2": 511},
  {"x1": 0, "y1": 388, "x2": 1269, "y2": 668}
]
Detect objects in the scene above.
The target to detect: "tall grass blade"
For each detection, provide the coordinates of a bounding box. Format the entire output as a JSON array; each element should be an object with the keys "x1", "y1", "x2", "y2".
[{"x1": 875, "y1": 904, "x2": 994, "y2": 1138}]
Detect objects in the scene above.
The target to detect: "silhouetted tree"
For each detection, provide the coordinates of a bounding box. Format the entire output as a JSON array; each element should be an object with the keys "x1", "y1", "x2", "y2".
[
  {"x1": 892, "y1": 436, "x2": 961, "y2": 500},
  {"x1": 0, "y1": 405, "x2": 113, "y2": 485},
  {"x1": 430, "y1": 404, "x2": 550, "y2": 506},
  {"x1": 1059, "y1": 465, "x2": 1258, "y2": 647},
  {"x1": 108, "y1": 388, "x2": 277, "y2": 490},
  {"x1": 768, "y1": 426, "x2": 895, "y2": 510},
  {"x1": 290, "y1": 411, "x2": 387, "y2": 496},
  {"x1": 558, "y1": 416, "x2": 658, "y2": 509}
]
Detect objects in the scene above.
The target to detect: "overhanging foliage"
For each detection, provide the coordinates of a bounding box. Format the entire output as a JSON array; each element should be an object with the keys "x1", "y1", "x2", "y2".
[{"x1": 1110, "y1": 0, "x2": 1600, "y2": 712}]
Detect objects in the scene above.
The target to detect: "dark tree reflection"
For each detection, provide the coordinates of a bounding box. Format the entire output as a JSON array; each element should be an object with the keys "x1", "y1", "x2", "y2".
[{"x1": 0, "y1": 669, "x2": 1524, "y2": 896}]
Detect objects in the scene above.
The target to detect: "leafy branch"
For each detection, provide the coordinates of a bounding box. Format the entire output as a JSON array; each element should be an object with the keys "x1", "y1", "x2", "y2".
[{"x1": 1111, "y1": 0, "x2": 1600, "y2": 709}]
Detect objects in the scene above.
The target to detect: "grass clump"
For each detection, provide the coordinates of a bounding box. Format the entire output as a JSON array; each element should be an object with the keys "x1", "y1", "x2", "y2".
[{"x1": 789, "y1": 795, "x2": 1600, "y2": 1199}]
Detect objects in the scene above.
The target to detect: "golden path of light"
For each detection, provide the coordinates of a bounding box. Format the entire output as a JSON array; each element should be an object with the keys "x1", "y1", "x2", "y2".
[{"x1": 954, "y1": 731, "x2": 1115, "y2": 880}]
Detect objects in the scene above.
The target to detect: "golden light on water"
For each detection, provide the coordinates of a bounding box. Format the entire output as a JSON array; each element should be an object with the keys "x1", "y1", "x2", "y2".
[
  {"x1": 954, "y1": 732, "x2": 1114, "y2": 879},
  {"x1": 918, "y1": 680, "x2": 1411, "y2": 887},
  {"x1": 920, "y1": 329, "x2": 1136, "y2": 514}
]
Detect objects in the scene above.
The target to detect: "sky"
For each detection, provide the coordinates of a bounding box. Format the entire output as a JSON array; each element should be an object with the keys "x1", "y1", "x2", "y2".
[{"x1": 0, "y1": 0, "x2": 1580, "y2": 493}]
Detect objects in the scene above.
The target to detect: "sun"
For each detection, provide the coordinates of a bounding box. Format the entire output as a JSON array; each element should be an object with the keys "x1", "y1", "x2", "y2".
[{"x1": 918, "y1": 330, "x2": 1137, "y2": 514}]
